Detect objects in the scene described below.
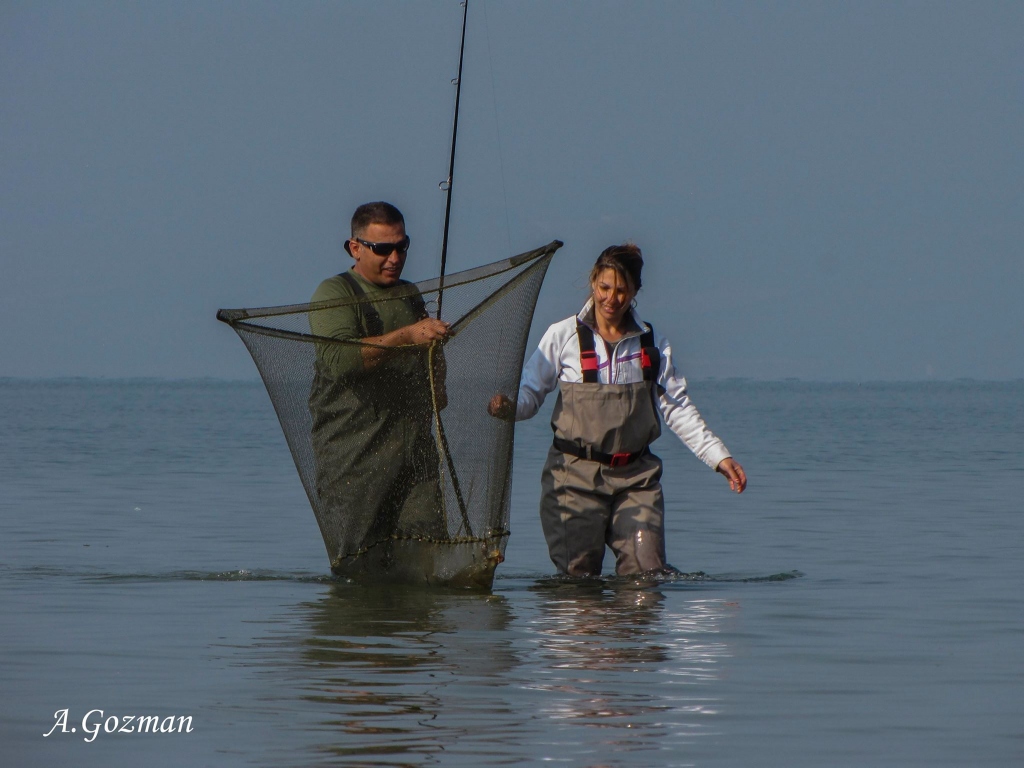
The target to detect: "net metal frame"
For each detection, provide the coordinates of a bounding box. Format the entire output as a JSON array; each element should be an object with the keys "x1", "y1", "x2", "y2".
[{"x1": 218, "y1": 241, "x2": 561, "y2": 588}]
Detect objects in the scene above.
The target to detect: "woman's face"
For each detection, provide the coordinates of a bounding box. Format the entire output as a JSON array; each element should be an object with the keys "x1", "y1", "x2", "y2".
[{"x1": 591, "y1": 267, "x2": 636, "y2": 326}]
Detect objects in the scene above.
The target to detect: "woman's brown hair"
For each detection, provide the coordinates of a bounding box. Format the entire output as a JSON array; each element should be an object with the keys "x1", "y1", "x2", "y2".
[{"x1": 589, "y1": 242, "x2": 644, "y2": 293}]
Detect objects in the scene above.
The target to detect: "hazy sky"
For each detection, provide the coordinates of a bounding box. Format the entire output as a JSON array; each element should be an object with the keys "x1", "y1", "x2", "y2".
[{"x1": 2, "y1": 0, "x2": 1021, "y2": 380}]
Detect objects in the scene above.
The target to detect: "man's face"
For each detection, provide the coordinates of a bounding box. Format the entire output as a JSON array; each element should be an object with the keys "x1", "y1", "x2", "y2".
[{"x1": 349, "y1": 222, "x2": 409, "y2": 287}]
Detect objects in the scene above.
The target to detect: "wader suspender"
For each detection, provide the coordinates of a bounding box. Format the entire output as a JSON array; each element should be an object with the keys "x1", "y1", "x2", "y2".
[
  {"x1": 338, "y1": 272, "x2": 428, "y2": 338},
  {"x1": 554, "y1": 321, "x2": 661, "y2": 467},
  {"x1": 575, "y1": 320, "x2": 660, "y2": 383},
  {"x1": 576, "y1": 320, "x2": 600, "y2": 383}
]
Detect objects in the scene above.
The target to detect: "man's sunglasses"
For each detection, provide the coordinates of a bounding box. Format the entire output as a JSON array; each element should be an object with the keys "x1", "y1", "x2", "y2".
[{"x1": 353, "y1": 235, "x2": 411, "y2": 257}]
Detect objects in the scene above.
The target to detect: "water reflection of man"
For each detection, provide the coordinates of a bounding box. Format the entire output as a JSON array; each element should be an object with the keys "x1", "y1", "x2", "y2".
[
  {"x1": 309, "y1": 202, "x2": 450, "y2": 574},
  {"x1": 296, "y1": 584, "x2": 518, "y2": 760}
]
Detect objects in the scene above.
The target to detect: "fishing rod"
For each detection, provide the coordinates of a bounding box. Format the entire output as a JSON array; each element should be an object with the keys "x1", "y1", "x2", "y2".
[{"x1": 436, "y1": 0, "x2": 469, "y2": 318}]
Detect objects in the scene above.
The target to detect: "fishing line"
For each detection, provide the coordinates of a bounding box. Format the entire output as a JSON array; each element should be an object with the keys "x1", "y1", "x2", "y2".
[{"x1": 482, "y1": 0, "x2": 514, "y2": 259}]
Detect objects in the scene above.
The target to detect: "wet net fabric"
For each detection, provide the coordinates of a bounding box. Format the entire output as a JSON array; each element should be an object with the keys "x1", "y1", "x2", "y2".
[{"x1": 217, "y1": 241, "x2": 561, "y2": 588}]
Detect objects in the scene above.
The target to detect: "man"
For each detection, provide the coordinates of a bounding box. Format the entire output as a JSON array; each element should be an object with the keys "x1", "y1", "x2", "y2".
[{"x1": 308, "y1": 202, "x2": 449, "y2": 575}]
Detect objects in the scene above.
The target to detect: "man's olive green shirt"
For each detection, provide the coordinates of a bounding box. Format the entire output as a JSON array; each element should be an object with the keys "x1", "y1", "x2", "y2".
[{"x1": 310, "y1": 269, "x2": 425, "y2": 380}]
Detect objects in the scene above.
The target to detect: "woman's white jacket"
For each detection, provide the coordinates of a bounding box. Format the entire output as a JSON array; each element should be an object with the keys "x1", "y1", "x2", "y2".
[{"x1": 515, "y1": 299, "x2": 732, "y2": 470}]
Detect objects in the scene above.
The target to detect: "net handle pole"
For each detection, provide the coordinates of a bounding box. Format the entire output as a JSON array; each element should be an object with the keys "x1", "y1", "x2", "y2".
[
  {"x1": 437, "y1": 0, "x2": 469, "y2": 318},
  {"x1": 428, "y1": 342, "x2": 473, "y2": 537}
]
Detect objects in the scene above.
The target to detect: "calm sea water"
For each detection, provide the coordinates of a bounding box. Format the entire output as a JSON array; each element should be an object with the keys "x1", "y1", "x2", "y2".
[{"x1": 1, "y1": 379, "x2": 1022, "y2": 767}]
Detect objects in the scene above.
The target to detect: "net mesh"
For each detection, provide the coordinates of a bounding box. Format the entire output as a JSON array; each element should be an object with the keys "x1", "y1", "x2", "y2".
[{"x1": 217, "y1": 241, "x2": 561, "y2": 588}]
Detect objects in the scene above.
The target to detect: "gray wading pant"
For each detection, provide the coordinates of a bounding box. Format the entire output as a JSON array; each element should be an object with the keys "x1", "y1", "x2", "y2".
[{"x1": 540, "y1": 379, "x2": 667, "y2": 576}]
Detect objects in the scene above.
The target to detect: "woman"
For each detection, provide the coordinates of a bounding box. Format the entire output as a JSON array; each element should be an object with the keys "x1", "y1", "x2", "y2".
[{"x1": 489, "y1": 243, "x2": 746, "y2": 576}]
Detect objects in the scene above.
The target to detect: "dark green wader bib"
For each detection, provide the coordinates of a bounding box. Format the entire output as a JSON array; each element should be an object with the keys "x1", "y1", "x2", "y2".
[
  {"x1": 540, "y1": 324, "x2": 668, "y2": 576},
  {"x1": 308, "y1": 273, "x2": 447, "y2": 576}
]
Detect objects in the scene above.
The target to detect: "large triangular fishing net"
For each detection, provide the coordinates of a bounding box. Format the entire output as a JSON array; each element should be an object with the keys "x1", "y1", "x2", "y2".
[{"x1": 218, "y1": 241, "x2": 561, "y2": 588}]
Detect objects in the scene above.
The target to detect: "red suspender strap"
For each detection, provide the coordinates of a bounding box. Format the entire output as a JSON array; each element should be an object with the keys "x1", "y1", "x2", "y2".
[
  {"x1": 640, "y1": 324, "x2": 660, "y2": 384},
  {"x1": 575, "y1": 320, "x2": 599, "y2": 383}
]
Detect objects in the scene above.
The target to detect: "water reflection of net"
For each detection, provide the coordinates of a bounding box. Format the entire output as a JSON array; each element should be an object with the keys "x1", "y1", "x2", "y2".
[{"x1": 218, "y1": 242, "x2": 561, "y2": 588}]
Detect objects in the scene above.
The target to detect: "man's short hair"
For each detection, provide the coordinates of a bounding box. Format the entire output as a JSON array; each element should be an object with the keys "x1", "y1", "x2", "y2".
[{"x1": 351, "y1": 202, "x2": 405, "y2": 237}]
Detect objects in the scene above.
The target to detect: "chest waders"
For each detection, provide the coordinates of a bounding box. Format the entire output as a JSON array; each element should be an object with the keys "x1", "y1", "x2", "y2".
[
  {"x1": 308, "y1": 272, "x2": 446, "y2": 578},
  {"x1": 539, "y1": 321, "x2": 669, "y2": 576}
]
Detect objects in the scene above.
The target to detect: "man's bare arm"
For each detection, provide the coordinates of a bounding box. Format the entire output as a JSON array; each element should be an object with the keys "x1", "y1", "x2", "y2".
[{"x1": 360, "y1": 318, "x2": 450, "y2": 368}]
